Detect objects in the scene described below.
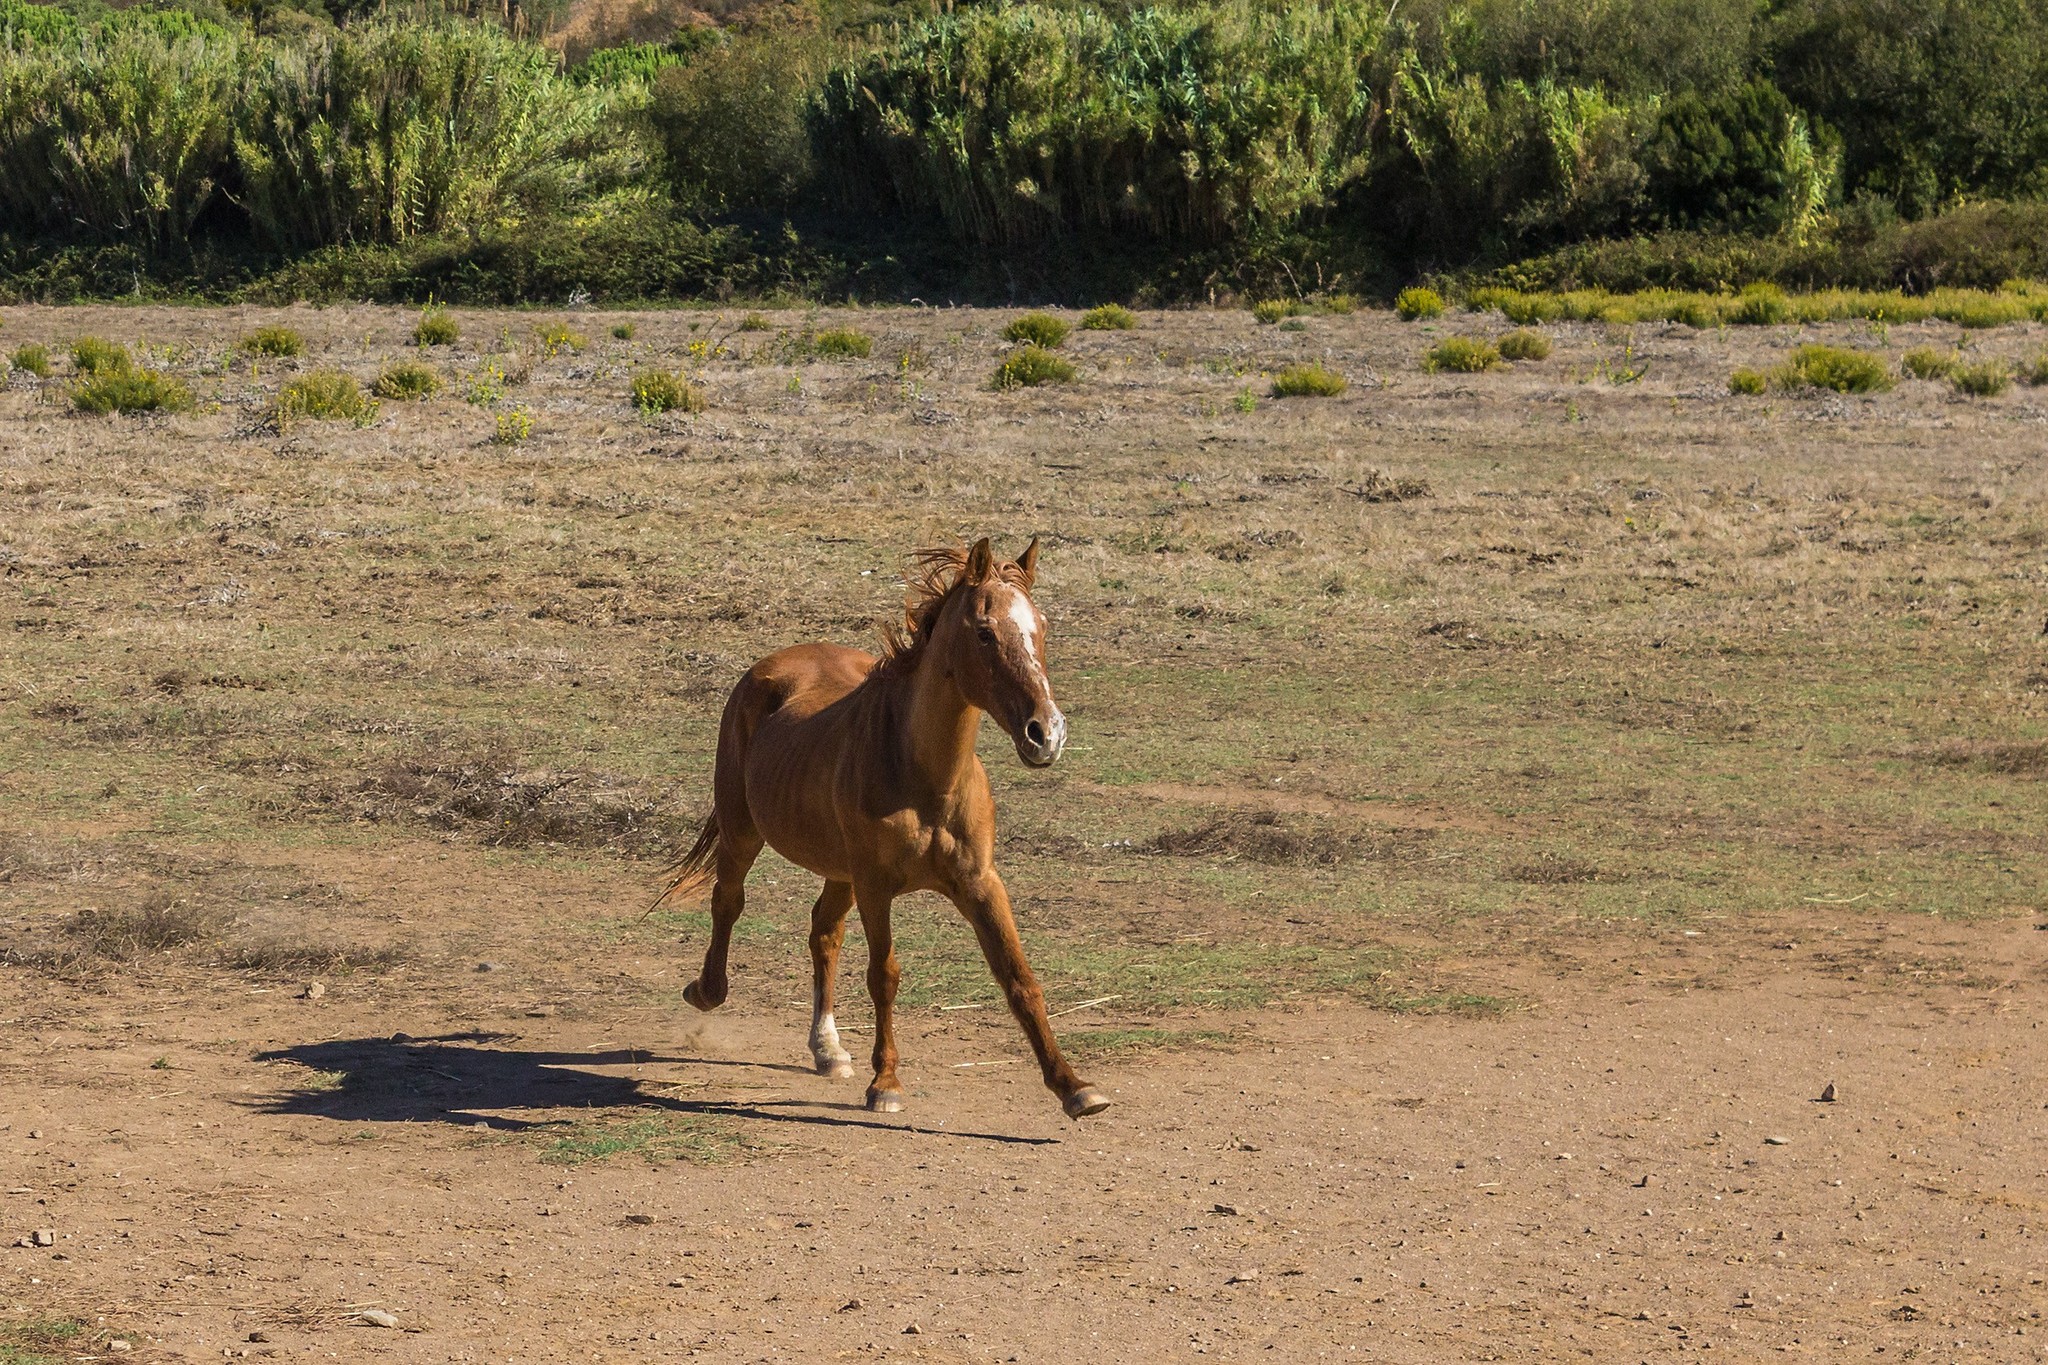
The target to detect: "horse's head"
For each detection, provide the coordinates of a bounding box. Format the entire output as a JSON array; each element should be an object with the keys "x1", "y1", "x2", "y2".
[{"x1": 939, "y1": 536, "x2": 1066, "y2": 767}]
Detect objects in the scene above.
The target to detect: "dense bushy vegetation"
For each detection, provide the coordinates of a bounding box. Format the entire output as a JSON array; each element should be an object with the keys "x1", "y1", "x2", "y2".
[{"x1": 0, "y1": 0, "x2": 2044, "y2": 301}]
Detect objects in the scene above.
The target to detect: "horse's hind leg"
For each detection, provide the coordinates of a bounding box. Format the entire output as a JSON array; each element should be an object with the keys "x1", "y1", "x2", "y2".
[
  {"x1": 682, "y1": 829, "x2": 762, "y2": 1010},
  {"x1": 806, "y1": 880, "x2": 856, "y2": 1077}
]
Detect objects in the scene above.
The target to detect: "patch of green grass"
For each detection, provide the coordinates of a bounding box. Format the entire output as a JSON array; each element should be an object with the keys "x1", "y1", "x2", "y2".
[
  {"x1": 1496, "y1": 328, "x2": 1551, "y2": 361},
  {"x1": 1773, "y1": 344, "x2": 1893, "y2": 394},
  {"x1": 0, "y1": 1317, "x2": 85, "y2": 1365},
  {"x1": 239, "y1": 325, "x2": 305, "y2": 358},
  {"x1": 1081, "y1": 303, "x2": 1137, "y2": 331},
  {"x1": 373, "y1": 360, "x2": 441, "y2": 401},
  {"x1": 10, "y1": 342, "x2": 51, "y2": 376},
  {"x1": 809, "y1": 327, "x2": 872, "y2": 359},
  {"x1": 611, "y1": 322, "x2": 635, "y2": 340},
  {"x1": 1900, "y1": 346, "x2": 1954, "y2": 380},
  {"x1": 1424, "y1": 337, "x2": 1502, "y2": 373},
  {"x1": 991, "y1": 345, "x2": 1075, "y2": 389},
  {"x1": 71, "y1": 368, "x2": 193, "y2": 414},
  {"x1": 1252, "y1": 299, "x2": 1306, "y2": 324},
  {"x1": 738, "y1": 311, "x2": 772, "y2": 331},
  {"x1": 1002, "y1": 312, "x2": 1071, "y2": 348},
  {"x1": 535, "y1": 321, "x2": 588, "y2": 359},
  {"x1": 1727, "y1": 284, "x2": 1788, "y2": 325},
  {"x1": 1949, "y1": 358, "x2": 2010, "y2": 397},
  {"x1": 1061, "y1": 1027, "x2": 1236, "y2": 1060},
  {"x1": 277, "y1": 369, "x2": 375, "y2": 425},
  {"x1": 537, "y1": 1113, "x2": 751, "y2": 1166},
  {"x1": 69, "y1": 336, "x2": 129, "y2": 375},
  {"x1": 631, "y1": 369, "x2": 706, "y2": 414},
  {"x1": 2023, "y1": 352, "x2": 2048, "y2": 386},
  {"x1": 1270, "y1": 361, "x2": 1347, "y2": 397},
  {"x1": 1395, "y1": 286, "x2": 1444, "y2": 320},
  {"x1": 1728, "y1": 367, "x2": 1768, "y2": 395},
  {"x1": 412, "y1": 308, "x2": 458, "y2": 346}
]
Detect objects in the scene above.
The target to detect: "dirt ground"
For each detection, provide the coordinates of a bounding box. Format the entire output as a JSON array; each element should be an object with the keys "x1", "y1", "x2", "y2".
[{"x1": 3, "y1": 301, "x2": 2046, "y2": 1361}]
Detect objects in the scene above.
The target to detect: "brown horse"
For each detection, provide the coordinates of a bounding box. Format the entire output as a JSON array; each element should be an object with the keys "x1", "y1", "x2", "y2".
[{"x1": 661, "y1": 537, "x2": 1109, "y2": 1120}]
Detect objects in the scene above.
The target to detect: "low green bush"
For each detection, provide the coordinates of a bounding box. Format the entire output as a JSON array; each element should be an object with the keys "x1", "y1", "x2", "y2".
[
  {"x1": 1252, "y1": 299, "x2": 1306, "y2": 324},
  {"x1": 10, "y1": 343, "x2": 51, "y2": 377},
  {"x1": 413, "y1": 309, "x2": 458, "y2": 346},
  {"x1": 277, "y1": 370, "x2": 374, "y2": 424},
  {"x1": 239, "y1": 325, "x2": 304, "y2": 358},
  {"x1": 1949, "y1": 360, "x2": 2010, "y2": 397},
  {"x1": 991, "y1": 345, "x2": 1076, "y2": 389},
  {"x1": 492, "y1": 406, "x2": 534, "y2": 445},
  {"x1": 1666, "y1": 298, "x2": 1717, "y2": 329},
  {"x1": 1270, "y1": 361, "x2": 1347, "y2": 397},
  {"x1": 1497, "y1": 329, "x2": 1551, "y2": 361},
  {"x1": 536, "y1": 321, "x2": 587, "y2": 358},
  {"x1": 1728, "y1": 367, "x2": 1768, "y2": 395},
  {"x1": 71, "y1": 337, "x2": 130, "y2": 375},
  {"x1": 1425, "y1": 337, "x2": 1503, "y2": 373},
  {"x1": 1900, "y1": 346, "x2": 1954, "y2": 380},
  {"x1": 373, "y1": 360, "x2": 441, "y2": 401},
  {"x1": 1003, "y1": 313, "x2": 1070, "y2": 348},
  {"x1": 71, "y1": 368, "x2": 193, "y2": 414},
  {"x1": 611, "y1": 322, "x2": 636, "y2": 340},
  {"x1": 738, "y1": 312, "x2": 773, "y2": 332},
  {"x1": 1396, "y1": 287, "x2": 1444, "y2": 321},
  {"x1": 1081, "y1": 304, "x2": 1137, "y2": 331},
  {"x1": 810, "y1": 328, "x2": 871, "y2": 359},
  {"x1": 631, "y1": 369, "x2": 707, "y2": 414},
  {"x1": 1727, "y1": 285, "x2": 1788, "y2": 325},
  {"x1": 1774, "y1": 345, "x2": 1892, "y2": 394},
  {"x1": 2024, "y1": 353, "x2": 2048, "y2": 386}
]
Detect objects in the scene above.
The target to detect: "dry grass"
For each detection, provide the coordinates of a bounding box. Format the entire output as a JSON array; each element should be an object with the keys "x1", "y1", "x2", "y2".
[{"x1": 2, "y1": 300, "x2": 2045, "y2": 1017}]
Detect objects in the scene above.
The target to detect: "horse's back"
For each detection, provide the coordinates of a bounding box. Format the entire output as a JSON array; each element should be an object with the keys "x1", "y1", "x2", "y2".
[{"x1": 737, "y1": 642, "x2": 876, "y2": 721}]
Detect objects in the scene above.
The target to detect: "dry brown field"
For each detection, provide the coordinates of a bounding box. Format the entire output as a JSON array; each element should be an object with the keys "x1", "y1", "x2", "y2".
[{"x1": 3, "y1": 301, "x2": 2046, "y2": 1363}]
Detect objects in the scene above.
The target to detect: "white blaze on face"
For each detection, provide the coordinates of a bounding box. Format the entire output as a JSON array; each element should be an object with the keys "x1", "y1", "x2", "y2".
[{"x1": 999, "y1": 587, "x2": 1048, "y2": 691}]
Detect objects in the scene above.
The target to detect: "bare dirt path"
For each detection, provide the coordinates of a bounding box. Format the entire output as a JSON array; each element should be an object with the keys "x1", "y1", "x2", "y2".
[{"x1": 5, "y1": 888, "x2": 2043, "y2": 1364}]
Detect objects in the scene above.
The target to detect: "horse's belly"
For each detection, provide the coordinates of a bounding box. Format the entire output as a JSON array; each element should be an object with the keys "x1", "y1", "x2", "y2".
[{"x1": 743, "y1": 714, "x2": 857, "y2": 882}]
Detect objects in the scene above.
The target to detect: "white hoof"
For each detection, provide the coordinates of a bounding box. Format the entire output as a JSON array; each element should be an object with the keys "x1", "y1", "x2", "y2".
[{"x1": 814, "y1": 1053, "x2": 856, "y2": 1079}]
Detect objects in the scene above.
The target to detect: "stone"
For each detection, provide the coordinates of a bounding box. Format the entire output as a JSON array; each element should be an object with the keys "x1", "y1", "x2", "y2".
[
  {"x1": 31, "y1": 1229, "x2": 54, "y2": 1247},
  {"x1": 358, "y1": 1310, "x2": 398, "y2": 1329},
  {"x1": 298, "y1": 982, "x2": 325, "y2": 1001}
]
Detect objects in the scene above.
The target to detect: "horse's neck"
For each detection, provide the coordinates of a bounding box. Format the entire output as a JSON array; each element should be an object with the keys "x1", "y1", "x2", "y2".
[{"x1": 887, "y1": 646, "x2": 983, "y2": 797}]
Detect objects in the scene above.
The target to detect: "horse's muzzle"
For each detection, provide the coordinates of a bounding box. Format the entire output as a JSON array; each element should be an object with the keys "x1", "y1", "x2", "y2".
[{"x1": 1016, "y1": 709, "x2": 1067, "y2": 767}]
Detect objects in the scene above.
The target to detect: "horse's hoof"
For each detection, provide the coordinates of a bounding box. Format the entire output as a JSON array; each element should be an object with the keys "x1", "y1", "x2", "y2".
[
  {"x1": 682, "y1": 980, "x2": 722, "y2": 1012},
  {"x1": 1062, "y1": 1086, "x2": 1110, "y2": 1119},
  {"x1": 814, "y1": 1055, "x2": 856, "y2": 1079},
  {"x1": 865, "y1": 1089, "x2": 906, "y2": 1113}
]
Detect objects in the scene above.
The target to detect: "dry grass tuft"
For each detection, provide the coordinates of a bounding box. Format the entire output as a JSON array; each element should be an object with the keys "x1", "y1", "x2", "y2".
[
  {"x1": 66, "y1": 894, "x2": 216, "y2": 960},
  {"x1": 1143, "y1": 811, "x2": 1365, "y2": 867},
  {"x1": 1926, "y1": 741, "x2": 2048, "y2": 775}
]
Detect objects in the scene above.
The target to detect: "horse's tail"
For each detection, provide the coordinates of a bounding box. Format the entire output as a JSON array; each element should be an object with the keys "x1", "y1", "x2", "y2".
[{"x1": 653, "y1": 814, "x2": 720, "y2": 909}]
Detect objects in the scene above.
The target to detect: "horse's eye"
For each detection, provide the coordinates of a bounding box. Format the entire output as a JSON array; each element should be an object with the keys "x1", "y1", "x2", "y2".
[{"x1": 975, "y1": 624, "x2": 996, "y2": 643}]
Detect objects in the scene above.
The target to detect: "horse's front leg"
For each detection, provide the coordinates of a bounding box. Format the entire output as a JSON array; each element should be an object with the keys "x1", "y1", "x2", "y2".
[
  {"x1": 808, "y1": 880, "x2": 856, "y2": 1078},
  {"x1": 854, "y1": 881, "x2": 906, "y2": 1112},
  {"x1": 951, "y1": 870, "x2": 1109, "y2": 1119}
]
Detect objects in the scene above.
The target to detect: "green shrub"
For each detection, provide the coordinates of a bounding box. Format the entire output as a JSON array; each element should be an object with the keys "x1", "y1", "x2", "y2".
[
  {"x1": 492, "y1": 406, "x2": 534, "y2": 445},
  {"x1": 1003, "y1": 313, "x2": 1071, "y2": 348},
  {"x1": 1270, "y1": 361, "x2": 1347, "y2": 396},
  {"x1": 651, "y1": 31, "x2": 825, "y2": 212},
  {"x1": 1497, "y1": 329, "x2": 1551, "y2": 361},
  {"x1": 373, "y1": 360, "x2": 441, "y2": 401},
  {"x1": 71, "y1": 368, "x2": 193, "y2": 414},
  {"x1": 1424, "y1": 337, "x2": 1503, "y2": 373},
  {"x1": 1081, "y1": 304, "x2": 1138, "y2": 330},
  {"x1": 413, "y1": 309, "x2": 459, "y2": 346},
  {"x1": 70, "y1": 337, "x2": 130, "y2": 375},
  {"x1": 810, "y1": 328, "x2": 872, "y2": 359},
  {"x1": 1316, "y1": 293, "x2": 1358, "y2": 314},
  {"x1": 1775, "y1": 344, "x2": 1892, "y2": 394},
  {"x1": 2024, "y1": 353, "x2": 2048, "y2": 386},
  {"x1": 1666, "y1": 298, "x2": 1718, "y2": 329},
  {"x1": 1396, "y1": 286, "x2": 1444, "y2": 320},
  {"x1": 631, "y1": 369, "x2": 707, "y2": 414},
  {"x1": 1728, "y1": 285, "x2": 1788, "y2": 325},
  {"x1": 239, "y1": 325, "x2": 304, "y2": 358},
  {"x1": 10, "y1": 343, "x2": 52, "y2": 377},
  {"x1": 535, "y1": 322, "x2": 587, "y2": 358},
  {"x1": 1252, "y1": 299, "x2": 1307, "y2": 324},
  {"x1": 611, "y1": 322, "x2": 635, "y2": 340},
  {"x1": 738, "y1": 312, "x2": 772, "y2": 332},
  {"x1": 1949, "y1": 360, "x2": 2010, "y2": 398},
  {"x1": 1728, "y1": 367, "x2": 1768, "y2": 395},
  {"x1": 276, "y1": 369, "x2": 374, "y2": 424},
  {"x1": 991, "y1": 345, "x2": 1076, "y2": 389},
  {"x1": 233, "y1": 18, "x2": 614, "y2": 249},
  {"x1": 1900, "y1": 346, "x2": 1954, "y2": 380}
]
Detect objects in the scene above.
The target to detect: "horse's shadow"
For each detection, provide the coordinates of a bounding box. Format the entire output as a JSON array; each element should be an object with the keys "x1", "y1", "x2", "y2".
[{"x1": 252, "y1": 1033, "x2": 1057, "y2": 1145}]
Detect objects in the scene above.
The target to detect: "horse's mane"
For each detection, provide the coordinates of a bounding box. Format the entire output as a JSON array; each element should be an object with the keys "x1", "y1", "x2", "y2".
[{"x1": 877, "y1": 545, "x2": 1028, "y2": 677}]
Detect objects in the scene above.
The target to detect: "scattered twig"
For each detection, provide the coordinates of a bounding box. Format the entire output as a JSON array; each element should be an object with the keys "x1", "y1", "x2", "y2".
[{"x1": 1049, "y1": 994, "x2": 1121, "y2": 1018}]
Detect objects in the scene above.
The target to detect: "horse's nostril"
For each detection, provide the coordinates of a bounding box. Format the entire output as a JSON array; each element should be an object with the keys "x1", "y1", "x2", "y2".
[{"x1": 1026, "y1": 720, "x2": 1045, "y2": 746}]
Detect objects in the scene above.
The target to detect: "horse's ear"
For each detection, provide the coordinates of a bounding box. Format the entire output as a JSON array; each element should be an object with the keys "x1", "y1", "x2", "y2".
[
  {"x1": 964, "y1": 537, "x2": 995, "y2": 584},
  {"x1": 1014, "y1": 536, "x2": 1040, "y2": 588}
]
